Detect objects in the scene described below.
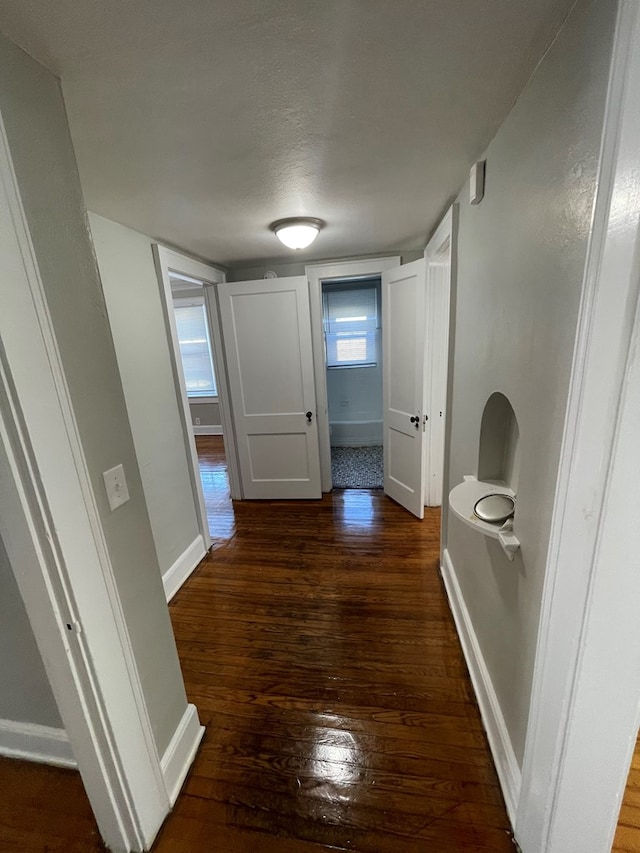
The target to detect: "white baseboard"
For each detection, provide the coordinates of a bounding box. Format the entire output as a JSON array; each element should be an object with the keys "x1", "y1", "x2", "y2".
[
  {"x1": 329, "y1": 420, "x2": 382, "y2": 447},
  {"x1": 193, "y1": 425, "x2": 222, "y2": 435},
  {"x1": 441, "y1": 549, "x2": 522, "y2": 824},
  {"x1": 330, "y1": 437, "x2": 382, "y2": 447},
  {"x1": 0, "y1": 718, "x2": 76, "y2": 768},
  {"x1": 161, "y1": 704, "x2": 204, "y2": 806},
  {"x1": 163, "y1": 535, "x2": 206, "y2": 602}
]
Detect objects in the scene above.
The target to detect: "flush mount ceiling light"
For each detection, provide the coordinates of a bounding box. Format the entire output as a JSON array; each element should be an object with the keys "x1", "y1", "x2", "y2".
[{"x1": 270, "y1": 217, "x2": 324, "y2": 250}]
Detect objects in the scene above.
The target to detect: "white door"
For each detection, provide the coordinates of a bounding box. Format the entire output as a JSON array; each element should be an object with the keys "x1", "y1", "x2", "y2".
[
  {"x1": 382, "y1": 259, "x2": 427, "y2": 518},
  {"x1": 217, "y1": 276, "x2": 322, "y2": 499},
  {"x1": 425, "y1": 252, "x2": 451, "y2": 506}
]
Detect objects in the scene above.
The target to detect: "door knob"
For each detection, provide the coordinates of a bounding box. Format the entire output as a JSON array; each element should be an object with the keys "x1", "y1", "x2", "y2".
[
  {"x1": 410, "y1": 415, "x2": 419, "y2": 429},
  {"x1": 306, "y1": 411, "x2": 313, "y2": 423}
]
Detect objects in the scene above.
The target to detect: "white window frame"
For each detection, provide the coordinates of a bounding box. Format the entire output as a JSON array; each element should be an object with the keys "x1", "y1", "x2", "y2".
[
  {"x1": 322, "y1": 281, "x2": 381, "y2": 370},
  {"x1": 172, "y1": 294, "x2": 218, "y2": 400}
]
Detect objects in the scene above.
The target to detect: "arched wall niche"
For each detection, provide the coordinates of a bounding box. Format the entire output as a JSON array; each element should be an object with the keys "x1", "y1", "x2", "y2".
[{"x1": 478, "y1": 392, "x2": 520, "y2": 492}]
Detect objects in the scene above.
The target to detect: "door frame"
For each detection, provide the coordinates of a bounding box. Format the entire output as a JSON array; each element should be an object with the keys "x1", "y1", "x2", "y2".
[
  {"x1": 307, "y1": 257, "x2": 401, "y2": 491},
  {"x1": 0, "y1": 110, "x2": 171, "y2": 851},
  {"x1": 424, "y1": 204, "x2": 458, "y2": 507},
  {"x1": 153, "y1": 246, "x2": 243, "y2": 528},
  {"x1": 516, "y1": 3, "x2": 640, "y2": 850}
]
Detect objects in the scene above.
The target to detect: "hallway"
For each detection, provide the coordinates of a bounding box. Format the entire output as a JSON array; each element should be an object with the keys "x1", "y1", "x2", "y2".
[
  {"x1": 0, "y1": 439, "x2": 513, "y2": 851},
  {"x1": 156, "y1": 436, "x2": 514, "y2": 850}
]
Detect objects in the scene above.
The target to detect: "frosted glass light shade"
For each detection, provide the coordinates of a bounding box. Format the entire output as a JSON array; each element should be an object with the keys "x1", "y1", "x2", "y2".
[{"x1": 271, "y1": 217, "x2": 324, "y2": 250}]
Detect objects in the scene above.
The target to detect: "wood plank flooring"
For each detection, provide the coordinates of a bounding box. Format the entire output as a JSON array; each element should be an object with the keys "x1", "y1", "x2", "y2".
[
  {"x1": 613, "y1": 731, "x2": 640, "y2": 851},
  {"x1": 196, "y1": 434, "x2": 236, "y2": 542},
  {"x1": 0, "y1": 435, "x2": 514, "y2": 851},
  {"x1": 0, "y1": 759, "x2": 102, "y2": 852},
  {"x1": 152, "y1": 436, "x2": 514, "y2": 851}
]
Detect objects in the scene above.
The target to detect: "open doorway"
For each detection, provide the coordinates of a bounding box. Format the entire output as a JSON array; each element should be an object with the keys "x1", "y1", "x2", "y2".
[
  {"x1": 154, "y1": 245, "x2": 242, "y2": 560},
  {"x1": 307, "y1": 219, "x2": 456, "y2": 516},
  {"x1": 322, "y1": 276, "x2": 384, "y2": 489},
  {"x1": 307, "y1": 257, "x2": 401, "y2": 495},
  {"x1": 168, "y1": 274, "x2": 234, "y2": 539}
]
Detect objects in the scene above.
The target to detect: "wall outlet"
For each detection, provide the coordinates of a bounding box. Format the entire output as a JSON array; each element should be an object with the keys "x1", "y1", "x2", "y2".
[
  {"x1": 102, "y1": 464, "x2": 130, "y2": 512},
  {"x1": 195, "y1": 417, "x2": 201, "y2": 425}
]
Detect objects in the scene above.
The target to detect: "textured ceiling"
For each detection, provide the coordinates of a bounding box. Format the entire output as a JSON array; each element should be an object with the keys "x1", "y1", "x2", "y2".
[{"x1": 0, "y1": 0, "x2": 573, "y2": 266}]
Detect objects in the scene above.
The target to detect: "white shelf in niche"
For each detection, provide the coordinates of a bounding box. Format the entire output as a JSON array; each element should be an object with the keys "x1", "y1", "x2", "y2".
[{"x1": 449, "y1": 475, "x2": 521, "y2": 561}]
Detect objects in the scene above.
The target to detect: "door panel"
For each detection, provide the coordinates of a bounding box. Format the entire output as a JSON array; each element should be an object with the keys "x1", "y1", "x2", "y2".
[
  {"x1": 232, "y1": 289, "x2": 305, "y2": 414},
  {"x1": 382, "y1": 259, "x2": 427, "y2": 518},
  {"x1": 388, "y1": 283, "x2": 417, "y2": 415},
  {"x1": 246, "y1": 433, "x2": 310, "y2": 480},
  {"x1": 217, "y1": 276, "x2": 321, "y2": 499}
]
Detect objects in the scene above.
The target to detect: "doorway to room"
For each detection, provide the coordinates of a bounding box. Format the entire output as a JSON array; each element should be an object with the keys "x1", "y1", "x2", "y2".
[
  {"x1": 154, "y1": 244, "x2": 243, "y2": 556},
  {"x1": 169, "y1": 276, "x2": 233, "y2": 540},
  {"x1": 322, "y1": 276, "x2": 384, "y2": 490}
]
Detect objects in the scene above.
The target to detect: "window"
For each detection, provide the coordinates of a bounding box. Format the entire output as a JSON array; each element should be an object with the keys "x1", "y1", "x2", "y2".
[
  {"x1": 322, "y1": 281, "x2": 381, "y2": 368},
  {"x1": 173, "y1": 298, "x2": 217, "y2": 396}
]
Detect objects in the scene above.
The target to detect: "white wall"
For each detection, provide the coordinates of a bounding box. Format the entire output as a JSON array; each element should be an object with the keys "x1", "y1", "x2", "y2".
[
  {"x1": 0, "y1": 37, "x2": 188, "y2": 757},
  {"x1": 89, "y1": 214, "x2": 202, "y2": 578},
  {"x1": 442, "y1": 0, "x2": 616, "y2": 766},
  {"x1": 227, "y1": 251, "x2": 422, "y2": 282},
  {"x1": 327, "y1": 362, "x2": 382, "y2": 444},
  {"x1": 0, "y1": 533, "x2": 61, "y2": 728},
  {"x1": 189, "y1": 399, "x2": 222, "y2": 430}
]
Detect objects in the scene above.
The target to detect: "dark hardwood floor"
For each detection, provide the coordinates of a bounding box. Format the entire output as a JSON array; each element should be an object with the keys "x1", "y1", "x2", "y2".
[
  {"x1": 154, "y1": 436, "x2": 513, "y2": 851},
  {"x1": 196, "y1": 434, "x2": 236, "y2": 542},
  {"x1": 614, "y1": 730, "x2": 640, "y2": 851},
  {"x1": 0, "y1": 435, "x2": 513, "y2": 852},
  {"x1": 0, "y1": 759, "x2": 101, "y2": 852}
]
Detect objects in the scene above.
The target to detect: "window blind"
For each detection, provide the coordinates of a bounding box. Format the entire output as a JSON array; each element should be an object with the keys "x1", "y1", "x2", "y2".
[
  {"x1": 323, "y1": 285, "x2": 380, "y2": 368},
  {"x1": 173, "y1": 302, "x2": 217, "y2": 395}
]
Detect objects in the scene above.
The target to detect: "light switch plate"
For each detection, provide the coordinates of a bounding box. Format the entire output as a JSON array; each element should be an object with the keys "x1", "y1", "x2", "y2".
[{"x1": 103, "y1": 464, "x2": 130, "y2": 512}]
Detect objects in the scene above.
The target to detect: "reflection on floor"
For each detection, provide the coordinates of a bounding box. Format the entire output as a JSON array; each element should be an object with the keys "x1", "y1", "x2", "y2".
[
  {"x1": 195, "y1": 435, "x2": 235, "y2": 540},
  {"x1": 0, "y1": 442, "x2": 513, "y2": 852},
  {"x1": 331, "y1": 445, "x2": 383, "y2": 490}
]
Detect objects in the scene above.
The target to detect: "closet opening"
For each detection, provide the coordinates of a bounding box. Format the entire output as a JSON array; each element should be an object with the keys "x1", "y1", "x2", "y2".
[{"x1": 321, "y1": 276, "x2": 383, "y2": 490}]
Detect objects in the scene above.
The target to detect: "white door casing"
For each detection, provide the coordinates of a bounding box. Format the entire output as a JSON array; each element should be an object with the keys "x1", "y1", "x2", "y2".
[
  {"x1": 202, "y1": 282, "x2": 243, "y2": 499},
  {"x1": 153, "y1": 246, "x2": 230, "y2": 538},
  {"x1": 382, "y1": 259, "x2": 428, "y2": 519},
  {"x1": 424, "y1": 205, "x2": 457, "y2": 507},
  {"x1": 217, "y1": 276, "x2": 322, "y2": 499},
  {"x1": 306, "y1": 257, "x2": 401, "y2": 492},
  {"x1": 0, "y1": 110, "x2": 171, "y2": 852}
]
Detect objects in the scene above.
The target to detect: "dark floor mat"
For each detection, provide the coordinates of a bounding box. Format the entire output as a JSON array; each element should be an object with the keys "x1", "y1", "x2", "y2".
[{"x1": 331, "y1": 445, "x2": 383, "y2": 489}]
